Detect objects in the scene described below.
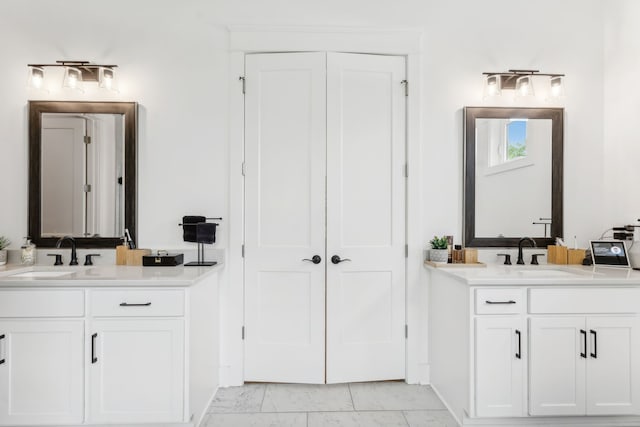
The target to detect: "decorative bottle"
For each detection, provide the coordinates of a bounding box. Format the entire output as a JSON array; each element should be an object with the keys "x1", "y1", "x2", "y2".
[{"x1": 21, "y1": 237, "x2": 36, "y2": 265}]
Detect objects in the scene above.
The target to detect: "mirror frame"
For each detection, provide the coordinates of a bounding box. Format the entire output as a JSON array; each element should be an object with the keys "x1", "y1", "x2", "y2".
[
  {"x1": 463, "y1": 106, "x2": 564, "y2": 247},
  {"x1": 28, "y1": 101, "x2": 138, "y2": 248}
]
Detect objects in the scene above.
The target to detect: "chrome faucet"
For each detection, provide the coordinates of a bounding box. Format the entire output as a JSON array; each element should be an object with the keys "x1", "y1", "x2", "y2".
[
  {"x1": 517, "y1": 237, "x2": 537, "y2": 265},
  {"x1": 56, "y1": 236, "x2": 78, "y2": 266}
]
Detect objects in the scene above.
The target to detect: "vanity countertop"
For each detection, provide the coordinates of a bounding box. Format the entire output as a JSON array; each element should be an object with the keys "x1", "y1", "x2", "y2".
[
  {"x1": 0, "y1": 263, "x2": 222, "y2": 287},
  {"x1": 425, "y1": 262, "x2": 640, "y2": 286}
]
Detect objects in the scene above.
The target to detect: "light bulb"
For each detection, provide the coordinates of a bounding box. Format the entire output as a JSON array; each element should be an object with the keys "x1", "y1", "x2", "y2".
[
  {"x1": 28, "y1": 66, "x2": 45, "y2": 89},
  {"x1": 483, "y1": 74, "x2": 501, "y2": 99},
  {"x1": 549, "y1": 76, "x2": 564, "y2": 98}
]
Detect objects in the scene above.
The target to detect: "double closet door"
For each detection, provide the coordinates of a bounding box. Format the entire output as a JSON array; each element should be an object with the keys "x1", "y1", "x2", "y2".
[{"x1": 244, "y1": 52, "x2": 406, "y2": 384}]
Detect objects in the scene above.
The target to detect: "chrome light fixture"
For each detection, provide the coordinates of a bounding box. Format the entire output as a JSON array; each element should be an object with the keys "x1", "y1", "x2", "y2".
[
  {"x1": 27, "y1": 60, "x2": 118, "y2": 93},
  {"x1": 482, "y1": 69, "x2": 565, "y2": 100}
]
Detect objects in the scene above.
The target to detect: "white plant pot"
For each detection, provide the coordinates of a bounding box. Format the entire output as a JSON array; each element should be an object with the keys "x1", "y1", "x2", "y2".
[
  {"x1": 429, "y1": 248, "x2": 449, "y2": 264},
  {"x1": 0, "y1": 249, "x2": 7, "y2": 266}
]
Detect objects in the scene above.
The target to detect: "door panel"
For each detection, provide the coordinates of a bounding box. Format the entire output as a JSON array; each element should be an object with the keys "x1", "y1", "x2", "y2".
[
  {"x1": 586, "y1": 316, "x2": 640, "y2": 415},
  {"x1": 529, "y1": 317, "x2": 586, "y2": 416},
  {"x1": 244, "y1": 52, "x2": 327, "y2": 383},
  {"x1": 326, "y1": 52, "x2": 406, "y2": 383},
  {"x1": 0, "y1": 320, "x2": 84, "y2": 425},
  {"x1": 475, "y1": 317, "x2": 525, "y2": 417}
]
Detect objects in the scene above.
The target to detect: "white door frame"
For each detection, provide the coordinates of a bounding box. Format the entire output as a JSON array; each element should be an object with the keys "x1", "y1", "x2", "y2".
[{"x1": 225, "y1": 25, "x2": 424, "y2": 386}]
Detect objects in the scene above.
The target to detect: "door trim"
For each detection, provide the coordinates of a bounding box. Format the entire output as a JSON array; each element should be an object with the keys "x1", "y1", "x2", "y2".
[{"x1": 226, "y1": 26, "x2": 424, "y2": 387}]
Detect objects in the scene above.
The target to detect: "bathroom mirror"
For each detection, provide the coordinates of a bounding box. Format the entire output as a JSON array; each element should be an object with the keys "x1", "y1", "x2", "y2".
[
  {"x1": 29, "y1": 101, "x2": 137, "y2": 248},
  {"x1": 463, "y1": 107, "x2": 563, "y2": 247}
]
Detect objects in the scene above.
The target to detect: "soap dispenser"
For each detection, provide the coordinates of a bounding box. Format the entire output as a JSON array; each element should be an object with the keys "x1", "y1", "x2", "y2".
[{"x1": 21, "y1": 237, "x2": 36, "y2": 265}]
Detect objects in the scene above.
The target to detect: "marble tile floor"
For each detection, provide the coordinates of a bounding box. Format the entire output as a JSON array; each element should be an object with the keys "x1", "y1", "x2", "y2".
[{"x1": 203, "y1": 381, "x2": 458, "y2": 427}]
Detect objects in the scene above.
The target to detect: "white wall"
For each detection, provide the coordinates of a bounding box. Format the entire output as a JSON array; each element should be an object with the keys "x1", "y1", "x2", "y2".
[
  {"x1": 0, "y1": 0, "x2": 622, "y2": 385},
  {"x1": 604, "y1": 1, "x2": 640, "y2": 230}
]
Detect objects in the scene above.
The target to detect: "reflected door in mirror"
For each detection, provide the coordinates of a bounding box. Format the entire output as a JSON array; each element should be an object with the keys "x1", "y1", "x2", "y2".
[{"x1": 41, "y1": 113, "x2": 125, "y2": 238}]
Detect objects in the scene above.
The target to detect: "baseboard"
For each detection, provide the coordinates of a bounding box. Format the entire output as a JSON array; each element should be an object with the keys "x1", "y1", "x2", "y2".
[
  {"x1": 430, "y1": 383, "x2": 463, "y2": 427},
  {"x1": 194, "y1": 386, "x2": 219, "y2": 427}
]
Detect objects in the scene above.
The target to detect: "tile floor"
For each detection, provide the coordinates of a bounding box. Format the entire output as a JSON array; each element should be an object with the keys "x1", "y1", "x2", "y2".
[{"x1": 203, "y1": 381, "x2": 458, "y2": 427}]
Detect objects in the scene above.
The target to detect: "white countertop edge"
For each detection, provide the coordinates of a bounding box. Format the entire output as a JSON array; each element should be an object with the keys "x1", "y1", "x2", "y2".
[
  {"x1": 0, "y1": 263, "x2": 223, "y2": 287},
  {"x1": 425, "y1": 262, "x2": 640, "y2": 286}
]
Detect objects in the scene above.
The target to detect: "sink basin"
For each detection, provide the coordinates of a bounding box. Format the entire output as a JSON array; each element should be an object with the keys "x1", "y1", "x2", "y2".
[
  {"x1": 515, "y1": 269, "x2": 581, "y2": 278},
  {"x1": 9, "y1": 270, "x2": 76, "y2": 278}
]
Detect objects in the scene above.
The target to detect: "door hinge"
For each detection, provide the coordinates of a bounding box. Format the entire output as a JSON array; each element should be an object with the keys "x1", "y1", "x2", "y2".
[
  {"x1": 242, "y1": 244, "x2": 245, "y2": 258},
  {"x1": 401, "y1": 80, "x2": 408, "y2": 97},
  {"x1": 84, "y1": 184, "x2": 92, "y2": 193},
  {"x1": 239, "y1": 76, "x2": 246, "y2": 94},
  {"x1": 405, "y1": 324, "x2": 408, "y2": 338},
  {"x1": 241, "y1": 162, "x2": 246, "y2": 176},
  {"x1": 405, "y1": 244, "x2": 408, "y2": 258},
  {"x1": 84, "y1": 135, "x2": 92, "y2": 144},
  {"x1": 242, "y1": 326, "x2": 245, "y2": 340}
]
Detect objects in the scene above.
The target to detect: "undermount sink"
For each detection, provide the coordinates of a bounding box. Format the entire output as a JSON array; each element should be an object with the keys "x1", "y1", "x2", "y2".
[
  {"x1": 9, "y1": 270, "x2": 76, "y2": 278},
  {"x1": 515, "y1": 269, "x2": 581, "y2": 278}
]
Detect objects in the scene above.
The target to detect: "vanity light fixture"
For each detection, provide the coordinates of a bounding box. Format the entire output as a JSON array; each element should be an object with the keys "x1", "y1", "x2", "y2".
[
  {"x1": 27, "y1": 60, "x2": 118, "y2": 93},
  {"x1": 482, "y1": 69, "x2": 565, "y2": 100}
]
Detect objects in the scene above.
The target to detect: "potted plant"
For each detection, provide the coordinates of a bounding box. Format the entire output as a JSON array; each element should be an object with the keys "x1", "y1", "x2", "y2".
[
  {"x1": 429, "y1": 235, "x2": 449, "y2": 264},
  {"x1": 0, "y1": 236, "x2": 10, "y2": 266}
]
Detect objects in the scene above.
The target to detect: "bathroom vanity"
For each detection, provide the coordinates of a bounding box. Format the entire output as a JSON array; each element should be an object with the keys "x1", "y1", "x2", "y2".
[
  {"x1": 428, "y1": 264, "x2": 640, "y2": 426},
  {"x1": 0, "y1": 264, "x2": 220, "y2": 427}
]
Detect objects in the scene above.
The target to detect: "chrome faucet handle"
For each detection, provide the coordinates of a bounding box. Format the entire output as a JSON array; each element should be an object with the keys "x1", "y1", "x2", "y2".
[
  {"x1": 497, "y1": 253, "x2": 512, "y2": 265},
  {"x1": 530, "y1": 253, "x2": 546, "y2": 265}
]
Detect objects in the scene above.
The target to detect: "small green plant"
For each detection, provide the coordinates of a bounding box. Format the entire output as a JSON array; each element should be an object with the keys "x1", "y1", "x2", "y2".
[
  {"x1": 430, "y1": 235, "x2": 448, "y2": 250},
  {"x1": 0, "y1": 236, "x2": 10, "y2": 251}
]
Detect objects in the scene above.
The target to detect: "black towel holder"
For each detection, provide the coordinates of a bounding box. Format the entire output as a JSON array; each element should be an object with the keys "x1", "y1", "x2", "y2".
[{"x1": 179, "y1": 217, "x2": 223, "y2": 267}]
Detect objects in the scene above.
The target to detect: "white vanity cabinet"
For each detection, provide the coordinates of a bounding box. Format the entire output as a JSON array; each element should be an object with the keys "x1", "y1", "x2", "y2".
[
  {"x1": 0, "y1": 267, "x2": 220, "y2": 427},
  {"x1": 474, "y1": 288, "x2": 526, "y2": 417},
  {"x1": 428, "y1": 265, "x2": 640, "y2": 426},
  {"x1": 0, "y1": 290, "x2": 85, "y2": 425},
  {"x1": 88, "y1": 289, "x2": 186, "y2": 423},
  {"x1": 528, "y1": 288, "x2": 640, "y2": 416}
]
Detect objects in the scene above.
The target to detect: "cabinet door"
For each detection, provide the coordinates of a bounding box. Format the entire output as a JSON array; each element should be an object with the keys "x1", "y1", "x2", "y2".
[
  {"x1": 586, "y1": 316, "x2": 640, "y2": 415},
  {"x1": 475, "y1": 317, "x2": 525, "y2": 417},
  {"x1": 529, "y1": 317, "x2": 586, "y2": 416},
  {"x1": 0, "y1": 320, "x2": 84, "y2": 425},
  {"x1": 89, "y1": 319, "x2": 184, "y2": 423}
]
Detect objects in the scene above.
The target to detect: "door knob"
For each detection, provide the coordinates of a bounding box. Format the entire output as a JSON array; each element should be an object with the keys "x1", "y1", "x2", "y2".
[
  {"x1": 331, "y1": 255, "x2": 351, "y2": 264},
  {"x1": 302, "y1": 255, "x2": 322, "y2": 264}
]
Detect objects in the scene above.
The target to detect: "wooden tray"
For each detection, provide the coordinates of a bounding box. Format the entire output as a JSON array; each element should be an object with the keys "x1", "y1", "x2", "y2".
[{"x1": 424, "y1": 260, "x2": 486, "y2": 268}]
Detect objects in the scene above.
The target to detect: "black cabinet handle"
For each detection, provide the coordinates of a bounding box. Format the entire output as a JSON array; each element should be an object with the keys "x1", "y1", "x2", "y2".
[
  {"x1": 91, "y1": 333, "x2": 97, "y2": 364},
  {"x1": 485, "y1": 300, "x2": 516, "y2": 305},
  {"x1": 0, "y1": 334, "x2": 5, "y2": 365},
  {"x1": 302, "y1": 255, "x2": 322, "y2": 264},
  {"x1": 580, "y1": 329, "x2": 587, "y2": 358},
  {"x1": 119, "y1": 302, "x2": 152, "y2": 307},
  {"x1": 590, "y1": 330, "x2": 597, "y2": 358},
  {"x1": 515, "y1": 330, "x2": 521, "y2": 359},
  {"x1": 331, "y1": 255, "x2": 351, "y2": 264}
]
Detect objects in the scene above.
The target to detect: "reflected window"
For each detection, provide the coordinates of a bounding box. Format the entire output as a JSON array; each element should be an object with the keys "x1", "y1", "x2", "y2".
[{"x1": 506, "y1": 119, "x2": 527, "y2": 161}]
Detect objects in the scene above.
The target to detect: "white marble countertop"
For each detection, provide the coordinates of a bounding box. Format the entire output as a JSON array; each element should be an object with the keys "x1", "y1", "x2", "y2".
[
  {"x1": 425, "y1": 262, "x2": 640, "y2": 286},
  {"x1": 0, "y1": 263, "x2": 223, "y2": 287}
]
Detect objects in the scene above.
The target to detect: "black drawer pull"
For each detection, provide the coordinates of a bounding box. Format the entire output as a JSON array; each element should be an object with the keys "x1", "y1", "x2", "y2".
[
  {"x1": 580, "y1": 329, "x2": 587, "y2": 358},
  {"x1": 91, "y1": 333, "x2": 97, "y2": 364},
  {"x1": 485, "y1": 300, "x2": 516, "y2": 305},
  {"x1": 590, "y1": 330, "x2": 597, "y2": 358},
  {"x1": 119, "y1": 302, "x2": 152, "y2": 307},
  {"x1": 515, "y1": 330, "x2": 522, "y2": 359},
  {"x1": 0, "y1": 334, "x2": 5, "y2": 365}
]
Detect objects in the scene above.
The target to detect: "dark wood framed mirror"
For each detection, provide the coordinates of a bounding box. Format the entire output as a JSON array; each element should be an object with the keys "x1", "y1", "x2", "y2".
[
  {"x1": 463, "y1": 106, "x2": 563, "y2": 247},
  {"x1": 29, "y1": 101, "x2": 137, "y2": 248}
]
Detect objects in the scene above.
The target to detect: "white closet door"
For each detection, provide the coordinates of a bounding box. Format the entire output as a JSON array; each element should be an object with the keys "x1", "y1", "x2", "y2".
[
  {"x1": 244, "y1": 52, "x2": 327, "y2": 383},
  {"x1": 326, "y1": 52, "x2": 406, "y2": 383}
]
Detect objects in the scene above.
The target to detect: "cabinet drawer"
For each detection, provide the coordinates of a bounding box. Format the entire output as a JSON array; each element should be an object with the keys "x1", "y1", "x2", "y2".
[
  {"x1": 529, "y1": 288, "x2": 640, "y2": 314},
  {"x1": 475, "y1": 288, "x2": 524, "y2": 314},
  {"x1": 90, "y1": 290, "x2": 184, "y2": 317},
  {"x1": 0, "y1": 290, "x2": 84, "y2": 317}
]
